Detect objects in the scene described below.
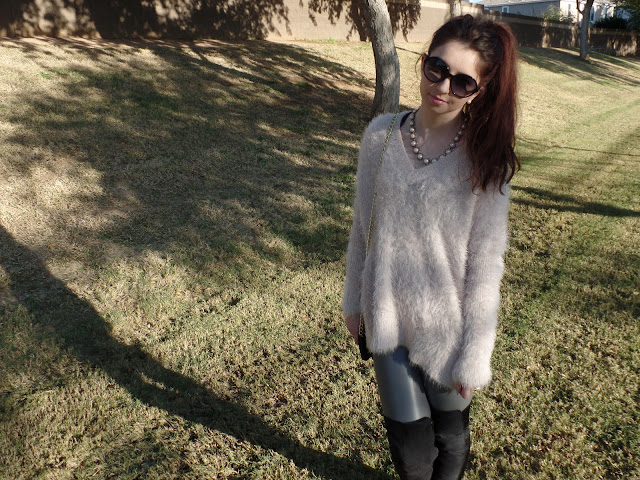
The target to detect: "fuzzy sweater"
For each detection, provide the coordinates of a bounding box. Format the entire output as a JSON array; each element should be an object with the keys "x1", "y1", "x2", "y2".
[{"x1": 343, "y1": 112, "x2": 510, "y2": 389}]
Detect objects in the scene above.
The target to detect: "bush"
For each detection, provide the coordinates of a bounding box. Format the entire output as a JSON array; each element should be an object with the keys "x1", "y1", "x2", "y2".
[
  {"x1": 627, "y1": 11, "x2": 640, "y2": 30},
  {"x1": 541, "y1": 5, "x2": 574, "y2": 23},
  {"x1": 593, "y1": 16, "x2": 629, "y2": 29}
]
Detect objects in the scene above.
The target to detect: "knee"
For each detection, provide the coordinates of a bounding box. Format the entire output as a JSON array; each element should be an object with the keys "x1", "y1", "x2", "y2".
[
  {"x1": 384, "y1": 416, "x2": 438, "y2": 480},
  {"x1": 432, "y1": 406, "x2": 470, "y2": 450}
]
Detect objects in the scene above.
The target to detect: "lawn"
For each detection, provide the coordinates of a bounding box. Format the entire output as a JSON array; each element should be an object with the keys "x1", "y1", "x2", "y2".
[{"x1": 0, "y1": 36, "x2": 638, "y2": 479}]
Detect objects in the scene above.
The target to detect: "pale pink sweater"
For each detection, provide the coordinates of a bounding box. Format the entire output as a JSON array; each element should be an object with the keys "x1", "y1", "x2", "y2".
[{"x1": 343, "y1": 112, "x2": 511, "y2": 389}]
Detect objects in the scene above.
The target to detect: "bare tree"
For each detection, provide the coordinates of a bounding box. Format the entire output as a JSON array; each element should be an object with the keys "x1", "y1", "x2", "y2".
[
  {"x1": 360, "y1": 0, "x2": 400, "y2": 117},
  {"x1": 577, "y1": 0, "x2": 595, "y2": 59},
  {"x1": 450, "y1": 0, "x2": 463, "y2": 18}
]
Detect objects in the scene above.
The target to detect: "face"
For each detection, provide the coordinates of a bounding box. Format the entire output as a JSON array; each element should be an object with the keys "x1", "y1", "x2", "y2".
[{"x1": 420, "y1": 40, "x2": 482, "y2": 119}]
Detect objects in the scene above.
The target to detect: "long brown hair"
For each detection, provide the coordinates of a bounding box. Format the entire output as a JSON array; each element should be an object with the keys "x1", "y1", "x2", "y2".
[{"x1": 428, "y1": 15, "x2": 519, "y2": 192}]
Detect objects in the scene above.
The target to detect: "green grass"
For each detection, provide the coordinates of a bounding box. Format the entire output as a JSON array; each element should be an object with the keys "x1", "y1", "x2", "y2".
[{"x1": 0, "y1": 38, "x2": 638, "y2": 479}]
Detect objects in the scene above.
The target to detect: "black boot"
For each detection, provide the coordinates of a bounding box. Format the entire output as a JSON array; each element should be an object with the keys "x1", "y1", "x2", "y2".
[
  {"x1": 430, "y1": 406, "x2": 471, "y2": 480},
  {"x1": 383, "y1": 416, "x2": 438, "y2": 480}
]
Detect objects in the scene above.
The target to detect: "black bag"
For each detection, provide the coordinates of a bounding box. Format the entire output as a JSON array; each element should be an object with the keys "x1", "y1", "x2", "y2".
[{"x1": 358, "y1": 316, "x2": 372, "y2": 361}]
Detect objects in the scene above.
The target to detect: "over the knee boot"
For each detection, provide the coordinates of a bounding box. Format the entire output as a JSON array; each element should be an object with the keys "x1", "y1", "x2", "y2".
[
  {"x1": 383, "y1": 416, "x2": 438, "y2": 480},
  {"x1": 430, "y1": 406, "x2": 471, "y2": 480}
]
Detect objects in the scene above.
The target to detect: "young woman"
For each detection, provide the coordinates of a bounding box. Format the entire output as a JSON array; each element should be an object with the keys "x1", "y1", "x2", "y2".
[{"x1": 343, "y1": 15, "x2": 519, "y2": 480}]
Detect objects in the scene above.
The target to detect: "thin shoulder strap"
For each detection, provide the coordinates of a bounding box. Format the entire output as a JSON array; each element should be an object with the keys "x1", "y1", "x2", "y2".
[{"x1": 366, "y1": 112, "x2": 399, "y2": 256}]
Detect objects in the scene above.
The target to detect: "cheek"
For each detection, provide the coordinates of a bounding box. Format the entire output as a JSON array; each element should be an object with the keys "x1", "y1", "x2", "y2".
[
  {"x1": 450, "y1": 98, "x2": 468, "y2": 113},
  {"x1": 419, "y1": 74, "x2": 428, "y2": 92},
  {"x1": 419, "y1": 76, "x2": 431, "y2": 100}
]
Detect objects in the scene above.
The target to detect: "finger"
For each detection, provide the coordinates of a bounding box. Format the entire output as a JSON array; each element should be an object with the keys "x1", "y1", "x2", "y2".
[{"x1": 346, "y1": 326, "x2": 359, "y2": 345}]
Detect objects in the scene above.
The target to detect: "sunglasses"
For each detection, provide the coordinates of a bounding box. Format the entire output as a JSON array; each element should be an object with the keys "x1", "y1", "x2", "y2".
[{"x1": 422, "y1": 55, "x2": 479, "y2": 98}]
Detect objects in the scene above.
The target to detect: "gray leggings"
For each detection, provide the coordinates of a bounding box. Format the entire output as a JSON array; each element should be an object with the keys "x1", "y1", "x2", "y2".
[{"x1": 373, "y1": 347, "x2": 472, "y2": 422}]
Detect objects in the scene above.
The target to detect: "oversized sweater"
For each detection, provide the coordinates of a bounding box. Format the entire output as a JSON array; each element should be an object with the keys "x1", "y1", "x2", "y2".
[{"x1": 343, "y1": 112, "x2": 510, "y2": 389}]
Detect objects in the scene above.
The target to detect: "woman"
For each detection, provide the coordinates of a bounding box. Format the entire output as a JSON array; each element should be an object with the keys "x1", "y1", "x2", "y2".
[{"x1": 343, "y1": 15, "x2": 519, "y2": 480}]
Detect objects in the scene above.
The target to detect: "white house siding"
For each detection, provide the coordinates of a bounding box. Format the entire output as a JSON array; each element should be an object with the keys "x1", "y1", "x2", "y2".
[
  {"x1": 482, "y1": 0, "x2": 615, "y2": 23},
  {"x1": 485, "y1": 1, "x2": 560, "y2": 17}
]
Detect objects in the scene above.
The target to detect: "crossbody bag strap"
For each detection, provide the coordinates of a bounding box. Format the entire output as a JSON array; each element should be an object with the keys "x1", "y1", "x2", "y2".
[
  {"x1": 360, "y1": 111, "x2": 399, "y2": 339},
  {"x1": 366, "y1": 111, "x2": 399, "y2": 256}
]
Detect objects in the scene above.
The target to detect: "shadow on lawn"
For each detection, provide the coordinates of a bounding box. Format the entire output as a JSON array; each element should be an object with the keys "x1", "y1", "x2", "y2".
[
  {"x1": 518, "y1": 137, "x2": 640, "y2": 159},
  {"x1": 0, "y1": 225, "x2": 389, "y2": 479},
  {"x1": 2, "y1": 37, "x2": 371, "y2": 269},
  {"x1": 0, "y1": 39, "x2": 390, "y2": 478},
  {"x1": 519, "y1": 47, "x2": 640, "y2": 86},
  {"x1": 511, "y1": 185, "x2": 640, "y2": 218}
]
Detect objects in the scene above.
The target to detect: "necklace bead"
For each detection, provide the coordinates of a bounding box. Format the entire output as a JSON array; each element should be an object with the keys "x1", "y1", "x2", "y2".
[{"x1": 408, "y1": 110, "x2": 465, "y2": 165}]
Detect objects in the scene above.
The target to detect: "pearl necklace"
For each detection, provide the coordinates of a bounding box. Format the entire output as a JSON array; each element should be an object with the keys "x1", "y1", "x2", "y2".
[{"x1": 409, "y1": 110, "x2": 465, "y2": 165}]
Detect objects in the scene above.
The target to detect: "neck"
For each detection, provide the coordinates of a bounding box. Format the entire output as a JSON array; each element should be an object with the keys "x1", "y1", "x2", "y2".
[{"x1": 414, "y1": 108, "x2": 463, "y2": 135}]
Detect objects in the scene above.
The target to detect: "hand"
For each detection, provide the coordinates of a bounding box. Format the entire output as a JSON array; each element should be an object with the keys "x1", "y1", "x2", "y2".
[
  {"x1": 345, "y1": 315, "x2": 360, "y2": 344},
  {"x1": 454, "y1": 382, "x2": 475, "y2": 399}
]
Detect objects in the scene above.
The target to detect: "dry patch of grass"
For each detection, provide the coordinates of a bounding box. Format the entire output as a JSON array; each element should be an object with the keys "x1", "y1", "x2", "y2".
[{"x1": 0, "y1": 37, "x2": 638, "y2": 479}]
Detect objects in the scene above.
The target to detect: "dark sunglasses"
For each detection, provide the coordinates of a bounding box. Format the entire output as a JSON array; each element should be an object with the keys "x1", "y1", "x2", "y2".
[{"x1": 422, "y1": 55, "x2": 479, "y2": 98}]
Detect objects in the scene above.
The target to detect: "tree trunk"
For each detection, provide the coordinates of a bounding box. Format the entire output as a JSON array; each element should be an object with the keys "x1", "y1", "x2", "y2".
[
  {"x1": 579, "y1": 0, "x2": 594, "y2": 60},
  {"x1": 360, "y1": 0, "x2": 400, "y2": 118},
  {"x1": 450, "y1": 0, "x2": 462, "y2": 18}
]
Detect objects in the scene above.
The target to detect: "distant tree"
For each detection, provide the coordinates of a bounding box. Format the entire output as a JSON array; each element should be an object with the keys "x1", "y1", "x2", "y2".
[
  {"x1": 616, "y1": 0, "x2": 640, "y2": 14},
  {"x1": 628, "y1": 9, "x2": 640, "y2": 29},
  {"x1": 541, "y1": 5, "x2": 573, "y2": 22},
  {"x1": 614, "y1": 0, "x2": 640, "y2": 29},
  {"x1": 577, "y1": 0, "x2": 595, "y2": 59},
  {"x1": 450, "y1": 0, "x2": 463, "y2": 18}
]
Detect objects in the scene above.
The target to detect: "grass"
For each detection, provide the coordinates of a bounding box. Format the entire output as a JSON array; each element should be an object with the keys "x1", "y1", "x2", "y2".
[{"x1": 0, "y1": 37, "x2": 638, "y2": 479}]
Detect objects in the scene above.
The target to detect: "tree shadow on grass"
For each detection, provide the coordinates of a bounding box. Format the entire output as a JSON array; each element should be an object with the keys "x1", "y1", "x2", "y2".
[
  {"x1": 0, "y1": 38, "x2": 391, "y2": 477},
  {"x1": 518, "y1": 137, "x2": 640, "y2": 159},
  {"x1": 0, "y1": 225, "x2": 389, "y2": 479},
  {"x1": 519, "y1": 47, "x2": 640, "y2": 86},
  {"x1": 1, "y1": 38, "x2": 373, "y2": 271},
  {"x1": 511, "y1": 185, "x2": 640, "y2": 218}
]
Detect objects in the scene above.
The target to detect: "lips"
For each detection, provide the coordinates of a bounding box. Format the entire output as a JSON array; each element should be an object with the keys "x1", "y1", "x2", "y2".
[{"x1": 430, "y1": 94, "x2": 447, "y2": 105}]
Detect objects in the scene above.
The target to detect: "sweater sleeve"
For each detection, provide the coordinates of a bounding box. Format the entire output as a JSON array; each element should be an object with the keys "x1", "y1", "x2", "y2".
[
  {"x1": 452, "y1": 185, "x2": 511, "y2": 388},
  {"x1": 342, "y1": 193, "x2": 366, "y2": 317}
]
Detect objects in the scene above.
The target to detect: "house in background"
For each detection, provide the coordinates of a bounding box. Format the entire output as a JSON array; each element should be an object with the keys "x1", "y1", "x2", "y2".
[{"x1": 478, "y1": 0, "x2": 616, "y2": 24}]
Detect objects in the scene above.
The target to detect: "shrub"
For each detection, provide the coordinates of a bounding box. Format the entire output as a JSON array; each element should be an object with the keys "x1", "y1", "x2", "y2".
[
  {"x1": 593, "y1": 16, "x2": 629, "y2": 29},
  {"x1": 541, "y1": 5, "x2": 574, "y2": 23}
]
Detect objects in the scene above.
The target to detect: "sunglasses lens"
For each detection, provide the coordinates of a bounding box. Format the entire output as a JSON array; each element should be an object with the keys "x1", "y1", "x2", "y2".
[
  {"x1": 424, "y1": 57, "x2": 447, "y2": 83},
  {"x1": 451, "y1": 75, "x2": 478, "y2": 98}
]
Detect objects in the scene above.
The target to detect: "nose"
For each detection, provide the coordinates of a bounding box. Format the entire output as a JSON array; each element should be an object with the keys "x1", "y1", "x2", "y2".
[{"x1": 434, "y1": 77, "x2": 451, "y2": 95}]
